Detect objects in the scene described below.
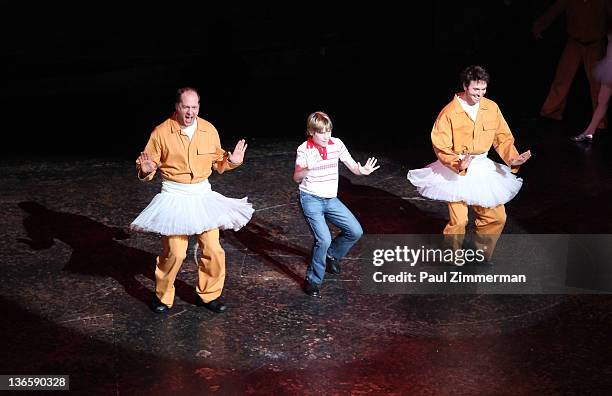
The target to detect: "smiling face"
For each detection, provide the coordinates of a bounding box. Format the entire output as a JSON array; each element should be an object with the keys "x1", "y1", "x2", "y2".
[
  {"x1": 306, "y1": 111, "x2": 333, "y2": 146},
  {"x1": 175, "y1": 90, "x2": 200, "y2": 127},
  {"x1": 462, "y1": 80, "x2": 487, "y2": 105},
  {"x1": 310, "y1": 128, "x2": 332, "y2": 147}
]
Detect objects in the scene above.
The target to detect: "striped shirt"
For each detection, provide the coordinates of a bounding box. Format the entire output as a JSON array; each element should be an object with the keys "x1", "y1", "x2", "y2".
[{"x1": 295, "y1": 137, "x2": 357, "y2": 198}]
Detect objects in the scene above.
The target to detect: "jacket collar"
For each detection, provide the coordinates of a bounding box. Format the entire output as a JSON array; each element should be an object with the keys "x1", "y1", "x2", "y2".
[
  {"x1": 452, "y1": 93, "x2": 490, "y2": 114},
  {"x1": 169, "y1": 114, "x2": 208, "y2": 134},
  {"x1": 306, "y1": 137, "x2": 334, "y2": 160}
]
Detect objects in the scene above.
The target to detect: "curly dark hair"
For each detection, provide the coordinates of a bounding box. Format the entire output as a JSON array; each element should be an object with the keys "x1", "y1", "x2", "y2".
[{"x1": 459, "y1": 65, "x2": 490, "y2": 88}]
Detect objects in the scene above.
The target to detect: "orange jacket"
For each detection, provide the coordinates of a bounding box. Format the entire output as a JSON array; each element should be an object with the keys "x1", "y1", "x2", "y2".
[
  {"x1": 136, "y1": 115, "x2": 239, "y2": 183},
  {"x1": 431, "y1": 95, "x2": 520, "y2": 175}
]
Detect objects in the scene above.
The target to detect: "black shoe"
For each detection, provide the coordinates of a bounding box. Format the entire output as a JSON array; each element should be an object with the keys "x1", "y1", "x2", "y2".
[
  {"x1": 150, "y1": 296, "x2": 170, "y2": 314},
  {"x1": 196, "y1": 297, "x2": 227, "y2": 313},
  {"x1": 326, "y1": 256, "x2": 341, "y2": 275},
  {"x1": 303, "y1": 279, "x2": 321, "y2": 297}
]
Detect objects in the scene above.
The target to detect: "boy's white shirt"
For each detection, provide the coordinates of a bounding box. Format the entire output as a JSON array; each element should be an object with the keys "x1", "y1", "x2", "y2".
[{"x1": 295, "y1": 137, "x2": 357, "y2": 198}]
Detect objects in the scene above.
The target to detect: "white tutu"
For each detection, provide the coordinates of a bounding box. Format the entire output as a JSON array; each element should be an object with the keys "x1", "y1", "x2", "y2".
[
  {"x1": 593, "y1": 58, "x2": 612, "y2": 84},
  {"x1": 131, "y1": 179, "x2": 254, "y2": 235},
  {"x1": 593, "y1": 33, "x2": 612, "y2": 84},
  {"x1": 407, "y1": 153, "x2": 523, "y2": 208}
]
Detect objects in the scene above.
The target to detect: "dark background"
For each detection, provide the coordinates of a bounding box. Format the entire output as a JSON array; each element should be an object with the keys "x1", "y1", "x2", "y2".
[{"x1": 2, "y1": 0, "x2": 592, "y2": 159}]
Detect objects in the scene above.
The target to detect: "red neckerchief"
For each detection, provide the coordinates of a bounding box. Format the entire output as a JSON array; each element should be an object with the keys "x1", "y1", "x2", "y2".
[{"x1": 306, "y1": 137, "x2": 334, "y2": 160}]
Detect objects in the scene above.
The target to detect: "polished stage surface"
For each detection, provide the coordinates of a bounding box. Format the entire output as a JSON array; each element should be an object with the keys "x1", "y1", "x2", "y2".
[{"x1": 2, "y1": 118, "x2": 612, "y2": 395}]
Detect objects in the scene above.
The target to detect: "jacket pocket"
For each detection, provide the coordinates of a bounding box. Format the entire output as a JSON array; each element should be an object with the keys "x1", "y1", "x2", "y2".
[
  {"x1": 197, "y1": 145, "x2": 216, "y2": 155},
  {"x1": 483, "y1": 121, "x2": 498, "y2": 130}
]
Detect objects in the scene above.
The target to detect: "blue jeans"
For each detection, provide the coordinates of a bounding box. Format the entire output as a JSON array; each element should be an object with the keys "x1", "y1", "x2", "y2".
[{"x1": 299, "y1": 191, "x2": 363, "y2": 285}]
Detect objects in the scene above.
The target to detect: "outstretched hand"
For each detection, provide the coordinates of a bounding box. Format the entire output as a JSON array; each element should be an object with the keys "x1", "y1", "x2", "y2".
[
  {"x1": 138, "y1": 152, "x2": 157, "y2": 174},
  {"x1": 228, "y1": 139, "x2": 248, "y2": 164},
  {"x1": 509, "y1": 150, "x2": 531, "y2": 166},
  {"x1": 358, "y1": 157, "x2": 380, "y2": 175}
]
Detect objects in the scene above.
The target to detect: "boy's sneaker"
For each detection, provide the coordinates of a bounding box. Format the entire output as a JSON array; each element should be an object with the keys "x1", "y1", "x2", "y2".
[
  {"x1": 326, "y1": 256, "x2": 341, "y2": 275},
  {"x1": 303, "y1": 279, "x2": 321, "y2": 297}
]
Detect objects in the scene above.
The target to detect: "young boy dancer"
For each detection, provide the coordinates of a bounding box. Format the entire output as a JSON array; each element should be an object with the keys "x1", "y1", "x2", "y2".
[{"x1": 294, "y1": 111, "x2": 380, "y2": 297}]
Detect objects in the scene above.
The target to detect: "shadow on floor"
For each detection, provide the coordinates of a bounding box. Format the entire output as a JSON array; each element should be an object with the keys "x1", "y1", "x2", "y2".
[
  {"x1": 16, "y1": 201, "x2": 194, "y2": 307},
  {"x1": 233, "y1": 220, "x2": 308, "y2": 286},
  {"x1": 338, "y1": 176, "x2": 446, "y2": 234}
]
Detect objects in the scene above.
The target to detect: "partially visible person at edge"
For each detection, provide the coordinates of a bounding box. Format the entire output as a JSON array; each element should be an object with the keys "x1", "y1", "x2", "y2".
[
  {"x1": 572, "y1": 24, "x2": 612, "y2": 142},
  {"x1": 131, "y1": 87, "x2": 254, "y2": 314},
  {"x1": 532, "y1": 0, "x2": 611, "y2": 128},
  {"x1": 294, "y1": 111, "x2": 379, "y2": 298},
  {"x1": 407, "y1": 65, "x2": 531, "y2": 264}
]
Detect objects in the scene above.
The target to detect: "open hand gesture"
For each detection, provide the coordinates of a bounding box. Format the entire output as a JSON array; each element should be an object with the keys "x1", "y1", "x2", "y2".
[
  {"x1": 138, "y1": 152, "x2": 157, "y2": 174},
  {"x1": 358, "y1": 157, "x2": 380, "y2": 175},
  {"x1": 509, "y1": 150, "x2": 531, "y2": 166},
  {"x1": 228, "y1": 139, "x2": 248, "y2": 164}
]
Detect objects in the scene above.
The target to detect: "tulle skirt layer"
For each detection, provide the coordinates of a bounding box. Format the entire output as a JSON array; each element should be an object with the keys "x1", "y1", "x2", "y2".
[
  {"x1": 593, "y1": 36, "x2": 612, "y2": 84},
  {"x1": 407, "y1": 153, "x2": 523, "y2": 208},
  {"x1": 131, "y1": 179, "x2": 254, "y2": 235},
  {"x1": 593, "y1": 58, "x2": 612, "y2": 84}
]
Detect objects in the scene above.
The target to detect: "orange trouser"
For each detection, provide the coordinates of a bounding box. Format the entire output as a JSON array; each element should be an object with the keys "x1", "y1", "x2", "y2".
[
  {"x1": 155, "y1": 229, "x2": 225, "y2": 307},
  {"x1": 540, "y1": 38, "x2": 605, "y2": 128},
  {"x1": 443, "y1": 202, "x2": 507, "y2": 261}
]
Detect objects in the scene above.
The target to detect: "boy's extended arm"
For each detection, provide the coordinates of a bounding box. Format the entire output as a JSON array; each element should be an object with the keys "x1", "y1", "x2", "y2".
[{"x1": 293, "y1": 164, "x2": 309, "y2": 183}]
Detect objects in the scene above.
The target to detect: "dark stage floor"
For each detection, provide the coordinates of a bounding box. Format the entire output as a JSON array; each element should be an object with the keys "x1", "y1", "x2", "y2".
[{"x1": 2, "y1": 117, "x2": 612, "y2": 395}]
